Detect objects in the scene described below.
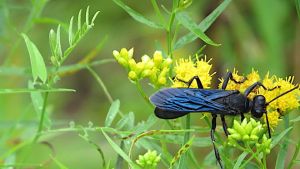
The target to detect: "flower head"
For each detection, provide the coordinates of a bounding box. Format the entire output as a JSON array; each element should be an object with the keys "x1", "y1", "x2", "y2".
[
  {"x1": 136, "y1": 150, "x2": 161, "y2": 169},
  {"x1": 227, "y1": 118, "x2": 271, "y2": 154},
  {"x1": 113, "y1": 48, "x2": 172, "y2": 88},
  {"x1": 172, "y1": 56, "x2": 214, "y2": 88}
]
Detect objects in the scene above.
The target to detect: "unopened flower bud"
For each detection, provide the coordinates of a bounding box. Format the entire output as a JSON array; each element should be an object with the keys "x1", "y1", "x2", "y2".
[
  {"x1": 141, "y1": 55, "x2": 150, "y2": 63},
  {"x1": 120, "y1": 48, "x2": 129, "y2": 59},
  {"x1": 153, "y1": 51, "x2": 163, "y2": 65},
  {"x1": 113, "y1": 50, "x2": 120, "y2": 58},
  {"x1": 128, "y1": 71, "x2": 138, "y2": 81}
]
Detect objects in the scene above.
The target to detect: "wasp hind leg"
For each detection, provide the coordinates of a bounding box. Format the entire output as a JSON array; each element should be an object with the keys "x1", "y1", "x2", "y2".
[{"x1": 211, "y1": 115, "x2": 224, "y2": 169}]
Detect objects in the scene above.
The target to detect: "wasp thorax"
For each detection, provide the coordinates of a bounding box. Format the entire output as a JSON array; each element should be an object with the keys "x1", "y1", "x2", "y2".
[{"x1": 251, "y1": 95, "x2": 266, "y2": 118}]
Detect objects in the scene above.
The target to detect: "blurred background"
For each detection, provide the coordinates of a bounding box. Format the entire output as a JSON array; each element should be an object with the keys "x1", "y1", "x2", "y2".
[{"x1": 0, "y1": 0, "x2": 299, "y2": 168}]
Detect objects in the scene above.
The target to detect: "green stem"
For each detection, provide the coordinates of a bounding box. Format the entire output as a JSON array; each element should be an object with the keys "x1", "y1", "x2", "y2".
[
  {"x1": 166, "y1": 0, "x2": 179, "y2": 59},
  {"x1": 179, "y1": 114, "x2": 191, "y2": 167},
  {"x1": 245, "y1": 143, "x2": 263, "y2": 168},
  {"x1": 263, "y1": 154, "x2": 267, "y2": 169},
  {"x1": 87, "y1": 66, "x2": 113, "y2": 103},
  {"x1": 87, "y1": 66, "x2": 124, "y2": 118},
  {"x1": 287, "y1": 138, "x2": 300, "y2": 169},
  {"x1": 33, "y1": 92, "x2": 49, "y2": 142},
  {"x1": 135, "y1": 81, "x2": 153, "y2": 107}
]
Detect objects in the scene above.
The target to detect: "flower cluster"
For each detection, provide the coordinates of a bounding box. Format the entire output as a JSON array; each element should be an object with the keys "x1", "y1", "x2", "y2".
[
  {"x1": 113, "y1": 48, "x2": 172, "y2": 88},
  {"x1": 227, "y1": 118, "x2": 271, "y2": 154},
  {"x1": 172, "y1": 56, "x2": 215, "y2": 88},
  {"x1": 219, "y1": 69, "x2": 300, "y2": 129},
  {"x1": 136, "y1": 150, "x2": 161, "y2": 169}
]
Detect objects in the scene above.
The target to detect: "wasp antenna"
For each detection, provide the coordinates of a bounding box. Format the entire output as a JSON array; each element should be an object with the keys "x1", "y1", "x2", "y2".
[
  {"x1": 266, "y1": 84, "x2": 299, "y2": 106},
  {"x1": 265, "y1": 113, "x2": 271, "y2": 138}
]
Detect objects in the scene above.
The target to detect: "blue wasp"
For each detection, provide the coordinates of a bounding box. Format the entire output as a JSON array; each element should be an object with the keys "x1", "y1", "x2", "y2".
[{"x1": 150, "y1": 72, "x2": 299, "y2": 169}]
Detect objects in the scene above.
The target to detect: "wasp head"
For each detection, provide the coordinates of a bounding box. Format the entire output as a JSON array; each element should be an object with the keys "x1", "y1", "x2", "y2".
[{"x1": 251, "y1": 95, "x2": 266, "y2": 118}]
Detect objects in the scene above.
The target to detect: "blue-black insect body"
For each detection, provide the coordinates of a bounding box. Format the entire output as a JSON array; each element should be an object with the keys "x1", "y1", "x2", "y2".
[{"x1": 150, "y1": 72, "x2": 299, "y2": 169}]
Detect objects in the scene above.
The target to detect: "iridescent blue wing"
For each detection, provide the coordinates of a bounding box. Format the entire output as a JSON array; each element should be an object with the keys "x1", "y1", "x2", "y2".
[{"x1": 150, "y1": 88, "x2": 236, "y2": 118}]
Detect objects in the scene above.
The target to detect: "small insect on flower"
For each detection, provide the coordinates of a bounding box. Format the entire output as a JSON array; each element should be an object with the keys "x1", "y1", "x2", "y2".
[{"x1": 150, "y1": 70, "x2": 299, "y2": 169}]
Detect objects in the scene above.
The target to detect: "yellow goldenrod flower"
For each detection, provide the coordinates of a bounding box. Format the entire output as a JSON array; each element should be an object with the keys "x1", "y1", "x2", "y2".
[
  {"x1": 263, "y1": 111, "x2": 281, "y2": 130},
  {"x1": 113, "y1": 48, "x2": 172, "y2": 88},
  {"x1": 172, "y1": 56, "x2": 214, "y2": 88}
]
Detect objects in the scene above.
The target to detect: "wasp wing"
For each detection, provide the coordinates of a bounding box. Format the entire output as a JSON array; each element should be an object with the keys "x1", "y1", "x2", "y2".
[{"x1": 150, "y1": 88, "x2": 235, "y2": 119}]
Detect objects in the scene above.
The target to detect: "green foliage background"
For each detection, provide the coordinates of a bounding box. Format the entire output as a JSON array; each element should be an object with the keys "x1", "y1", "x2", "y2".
[{"x1": 0, "y1": 0, "x2": 299, "y2": 168}]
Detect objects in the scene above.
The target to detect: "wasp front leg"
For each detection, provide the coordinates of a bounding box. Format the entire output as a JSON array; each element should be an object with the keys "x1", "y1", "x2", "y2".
[
  {"x1": 175, "y1": 76, "x2": 203, "y2": 89},
  {"x1": 221, "y1": 71, "x2": 247, "y2": 90}
]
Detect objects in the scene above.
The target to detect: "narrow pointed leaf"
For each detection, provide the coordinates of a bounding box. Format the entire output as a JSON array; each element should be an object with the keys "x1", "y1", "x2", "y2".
[
  {"x1": 105, "y1": 100, "x2": 120, "y2": 127},
  {"x1": 91, "y1": 11, "x2": 100, "y2": 25},
  {"x1": 296, "y1": 0, "x2": 300, "y2": 21},
  {"x1": 55, "y1": 25, "x2": 62, "y2": 59},
  {"x1": 49, "y1": 29, "x2": 56, "y2": 56},
  {"x1": 77, "y1": 9, "x2": 82, "y2": 31},
  {"x1": 68, "y1": 16, "x2": 74, "y2": 45},
  {"x1": 175, "y1": 12, "x2": 220, "y2": 46},
  {"x1": 86, "y1": 6, "x2": 90, "y2": 26},
  {"x1": 233, "y1": 152, "x2": 248, "y2": 169},
  {"x1": 112, "y1": 0, "x2": 163, "y2": 29},
  {"x1": 102, "y1": 129, "x2": 140, "y2": 169},
  {"x1": 271, "y1": 127, "x2": 293, "y2": 148},
  {"x1": 22, "y1": 34, "x2": 48, "y2": 83},
  {"x1": 174, "y1": 0, "x2": 231, "y2": 49}
]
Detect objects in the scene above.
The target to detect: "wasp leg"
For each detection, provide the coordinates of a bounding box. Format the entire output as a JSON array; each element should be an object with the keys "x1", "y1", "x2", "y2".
[
  {"x1": 222, "y1": 71, "x2": 247, "y2": 90},
  {"x1": 175, "y1": 76, "x2": 203, "y2": 89},
  {"x1": 220, "y1": 115, "x2": 229, "y2": 137},
  {"x1": 211, "y1": 115, "x2": 224, "y2": 169},
  {"x1": 241, "y1": 113, "x2": 245, "y2": 122},
  {"x1": 244, "y1": 82, "x2": 280, "y2": 97}
]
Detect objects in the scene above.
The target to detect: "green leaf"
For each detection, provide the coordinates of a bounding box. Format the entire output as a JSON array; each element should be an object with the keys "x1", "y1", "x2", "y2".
[
  {"x1": 28, "y1": 81, "x2": 51, "y2": 128},
  {"x1": 49, "y1": 29, "x2": 56, "y2": 57},
  {"x1": 22, "y1": 33, "x2": 48, "y2": 83},
  {"x1": 271, "y1": 127, "x2": 293, "y2": 148},
  {"x1": 295, "y1": 0, "x2": 300, "y2": 21},
  {"x1": 175, "y1": 12, "x2": 220, "y2": 46},
  {"x1": 101, "y1": 129, "x2": 140, "y2": 169},
  {"x1": 116, "y1": 112, "x2": 134, "y2": 130},
  {"x1": 0, "y1": 88, "x2": 75, "y2": 94},
  {"x1": 174, "y1": 0, "x2": 231, "y2": 49},
  {"x1": 233, "y1": 152, "x2": 248, "y2": 169},
  {"x1": 290, "y1": 116, "x2": 300, "y2": 123},
  {"x1": 86, "y1": 6, "x2": 90, "y2": 26},
  {"x1": 68, "y1": 16, "x2": 74, "y2": 45},
  {"x1": 77, "y1": 9, "x2": 82, "y2": 30},
  {"x1": 55, "y1": 25, "x2": 62, "y2": 59},
  {"x1": 274, "y1": 126, "x2": 293, "y2": 169},
  {"x1": 170, "y1": 136, "x2": 195, "y2": 168},
  {"x1": 105, "y1": 100, "x2": 120, "y2": 127},
  {"x1": 275, "y1": 143, "x2": 288, "y2": 169},
  {"x1": 203, "y1": 149, "x2": 215, "y2": 166},
  {"x1": 112, "y1": 0, "x2": 163, "y2": 29}
]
